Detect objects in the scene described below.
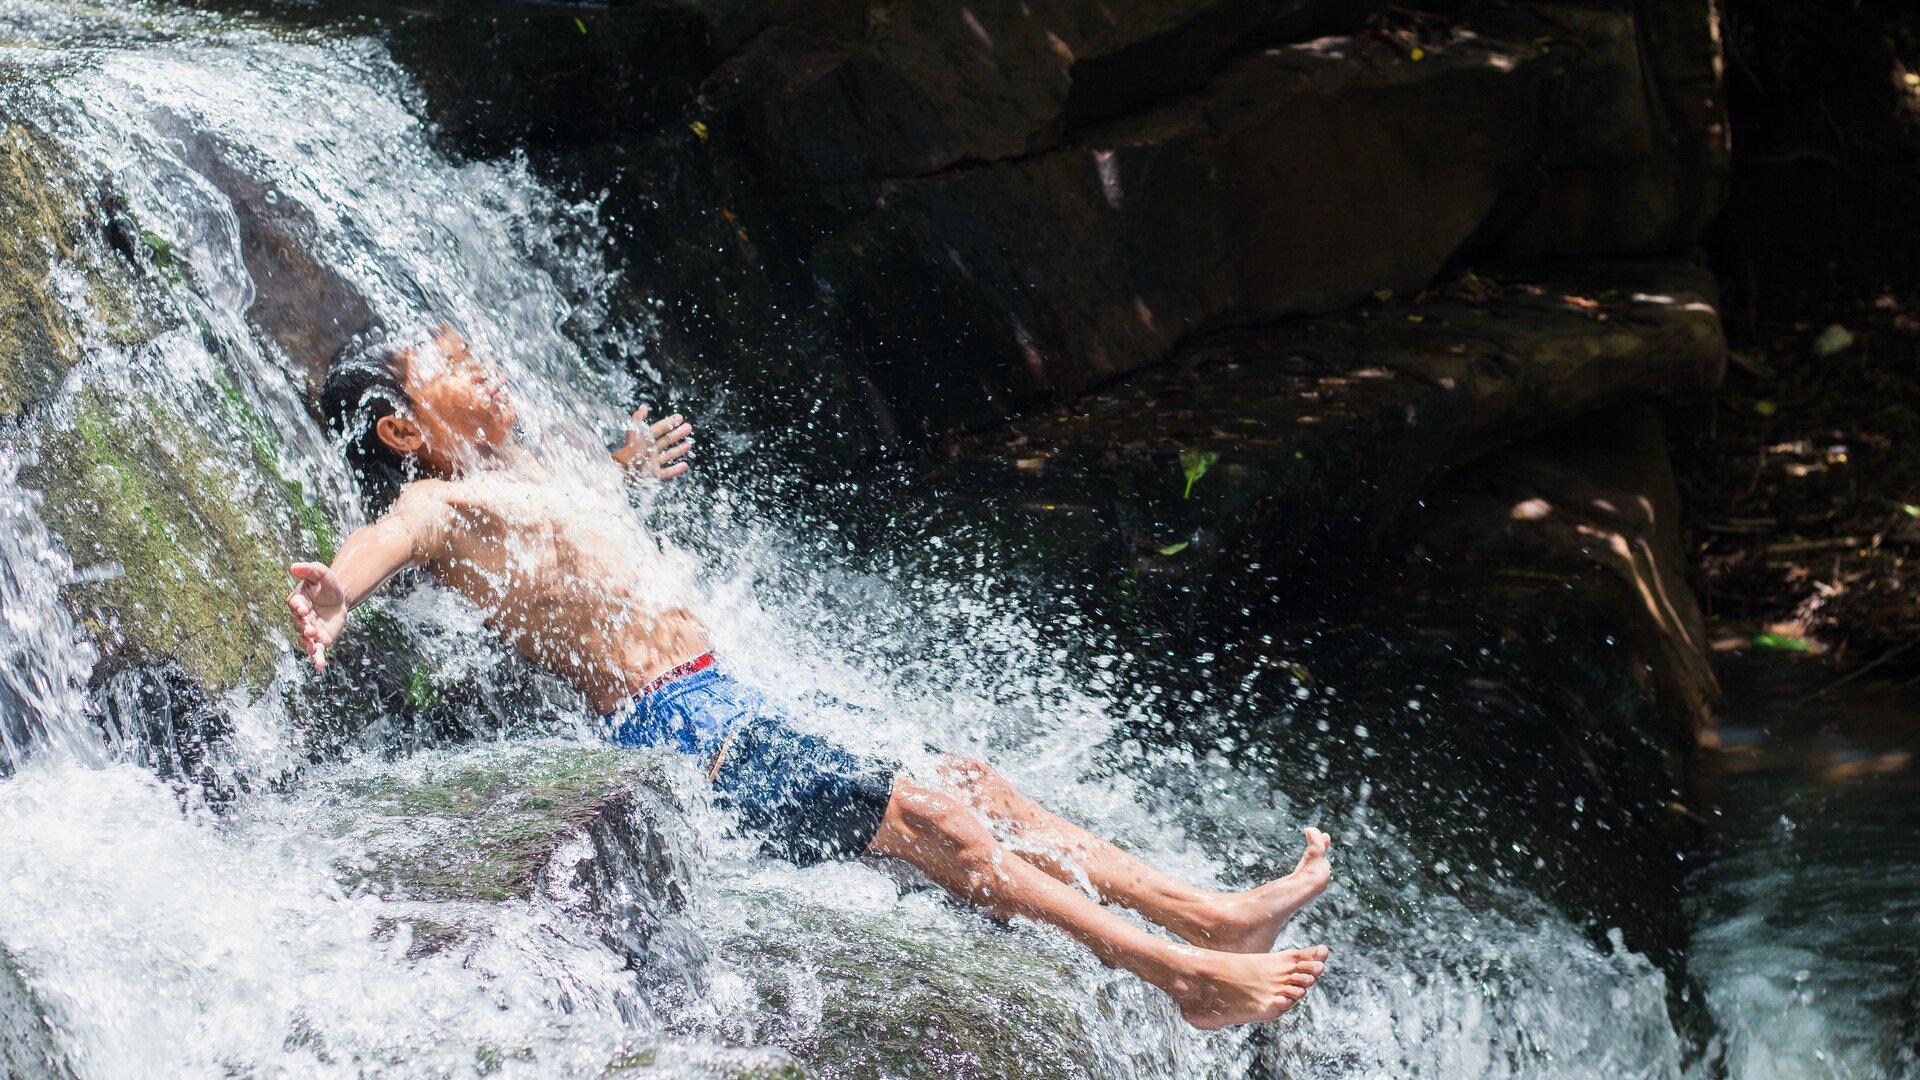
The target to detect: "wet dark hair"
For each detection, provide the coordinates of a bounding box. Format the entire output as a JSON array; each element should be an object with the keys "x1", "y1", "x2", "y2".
[{"x1": 322, "y1": 330, "x2": 417, "y2": 516}]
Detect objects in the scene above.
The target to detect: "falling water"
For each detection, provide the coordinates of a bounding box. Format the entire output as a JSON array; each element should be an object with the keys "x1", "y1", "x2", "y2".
[{"x1": 0, "y1": 2, "x2": 1889, "y2": 1078}]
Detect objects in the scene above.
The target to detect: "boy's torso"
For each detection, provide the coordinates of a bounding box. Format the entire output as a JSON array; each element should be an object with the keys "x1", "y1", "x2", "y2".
[{"x1": 403, "y1": 475, "x2": 709, "y2": 712}]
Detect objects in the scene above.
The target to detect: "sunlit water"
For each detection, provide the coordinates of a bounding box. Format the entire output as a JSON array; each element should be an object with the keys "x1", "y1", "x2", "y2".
[{"x1": 0, "y1": 3, "x2": 1888, "y2": 1077}]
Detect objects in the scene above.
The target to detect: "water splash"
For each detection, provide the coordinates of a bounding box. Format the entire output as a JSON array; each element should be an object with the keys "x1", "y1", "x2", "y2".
[{"x1": 0, "y1": 2, "x2": 1719, "y2": 1077}]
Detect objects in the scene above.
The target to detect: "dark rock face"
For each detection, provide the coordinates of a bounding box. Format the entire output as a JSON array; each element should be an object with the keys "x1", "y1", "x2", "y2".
[
  {"x1": 1157, "y1": 404, "x2": 1718, "y2": 971},
  {"x1": 318, "y1": 0, "x2": 1727, "y2": 451},
  {"x1": 930, "y1": 256, "x2": 1724, "y2": 606}
]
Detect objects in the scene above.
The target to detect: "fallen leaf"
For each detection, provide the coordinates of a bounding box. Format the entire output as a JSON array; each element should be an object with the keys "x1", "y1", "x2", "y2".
[
  {"x1": 1157, "y1": 541, "x2": 1191, "y2": 556},
  {"x1": 1751, "y1": 632, "x2": 1812, "y2": 652},
  {"x1": 573, "y1": 16, "x2": 588, "y2": 34},
  {"x1": 690, "y1": 120, "x2": 710, "y2": 142},
  {"x1": 1812, "y1": 323, "x2": 1854, "y2": 357},
  {"x1": 1179, "y1": 448, "x2": 1220, "y2": 498},
  {"x1": 1753, "y1": 399, "x2": 1778, "y2": 417},
  {"x1": 1902, "y1": 504, "x2": 1919, "y2": 518}
]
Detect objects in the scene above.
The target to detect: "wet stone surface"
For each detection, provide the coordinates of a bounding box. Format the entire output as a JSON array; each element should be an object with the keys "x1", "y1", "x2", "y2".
[
  {"x1": 0, "y1": 946, "x2": 76, "y2": 1080},
  {"x1": 706, "y1": 889, "x2": 1101, "y2": 1080},
  {"x1": 317, "y1": 743, "x2": 702, "y2": 968},
  {"x1": 929, "y1": 257, "x2": 1725, "y2": 608}
]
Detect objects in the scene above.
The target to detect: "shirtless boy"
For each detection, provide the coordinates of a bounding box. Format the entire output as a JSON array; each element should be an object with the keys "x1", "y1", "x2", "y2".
[{"x1": 286, "y1": 324, "x2": 1333, "y2": 1029}]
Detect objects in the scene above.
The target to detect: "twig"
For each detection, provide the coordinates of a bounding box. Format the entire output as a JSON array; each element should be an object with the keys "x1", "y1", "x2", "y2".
[{"x1": 1808, "y1": 639, "x2": 1919, "y2": 702}]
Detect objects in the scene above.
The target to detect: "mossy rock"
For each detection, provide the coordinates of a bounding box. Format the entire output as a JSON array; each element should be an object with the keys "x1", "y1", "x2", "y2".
[
  {"x1": 0, "y1": 947, "x2": 76, "y2": 1080},
  {"x1": 21, "y1": 386, "x2": 300, "y2": 693},
  {"x1": 0, "y1": 124, "x2": 158, "y2": 418},
  {"x1": 322, "y1": 743, "x2": 691, "y2": 912},
  {"x1": 718, "y1": 892, "x2": 1099, "y2": 1080}
]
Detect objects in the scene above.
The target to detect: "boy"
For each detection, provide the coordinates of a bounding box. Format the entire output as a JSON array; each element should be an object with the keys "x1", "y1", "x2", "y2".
[{"x1": 287, "y1": 324, "x2": 1333, "y2": 1029}]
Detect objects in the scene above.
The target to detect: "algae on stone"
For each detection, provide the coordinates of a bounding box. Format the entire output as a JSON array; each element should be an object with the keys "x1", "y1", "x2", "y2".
[
  {"x1": 22, "y1": 386, "x2": 299, "y2": 692},
  {"x1": 324, "y1": 744, "x2": 684, "y2": 904},
  {"x1": 0, "y1": 123, "x2": 158, "y2": 418}
]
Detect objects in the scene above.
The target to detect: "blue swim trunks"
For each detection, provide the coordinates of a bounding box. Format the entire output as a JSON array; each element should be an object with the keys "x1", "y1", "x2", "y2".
[{"x1": 602, "y1": 656, "x2": 899, "y2": 865}]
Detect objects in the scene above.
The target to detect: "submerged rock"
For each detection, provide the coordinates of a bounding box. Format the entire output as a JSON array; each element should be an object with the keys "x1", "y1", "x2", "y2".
[
  {"x1": 711, "y1": 890, "x2": 1099, "y2": 1080},
  {"x1": 603, "y1": 1041, "x2": 806, "y2": 1080},
  {"x1": 0, "y1": 947, "x2": 75, "y2": 1080}
]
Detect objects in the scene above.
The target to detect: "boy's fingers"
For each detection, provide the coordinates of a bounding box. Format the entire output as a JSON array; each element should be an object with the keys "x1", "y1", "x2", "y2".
[
  {"x1": 658, "y1": 441, "x2": 692, "y2": 462},
  {"x1": 659, "y1": 462, "x2": 689, "y2": 479},
  {"x1": 648, "y1": 415, "x2": 684, "y2": 438},
  {"x1": 313, "y1": 644, "x2": 326, "y2": 672}
]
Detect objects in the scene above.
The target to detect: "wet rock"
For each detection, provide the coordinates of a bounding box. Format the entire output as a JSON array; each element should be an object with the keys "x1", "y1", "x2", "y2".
[
  {"x1": 1414, "y1": 402, "x2": 1721, "y2": 744},
  {"x1": 0, "y1": 125, "x2": 158, "y2": 418},
  {"x1": 712, "y1": 891, "x2": 1097, "y2": 1079},
  {"x1": 19, "y1": 388, "x2": 303, "y2": 694},
  {"x1": 931, "y1": 257, "x2": 1725, "y2": 608},
  {"x1": 0, "y1": 947, "x2": 75, "y2": 1080},
  {"x1": 1162, "y1": 403, "x2": 1719, "y2": 970},
  {"x1": 320, "y1": 744, "x2": 700, "y2": 966},
  {"x1": 20, "y1": 386, "x2": 301, "y2": 687},
  {"x1": 150, "y1": 118, "x2": 376, "y2": 389}
]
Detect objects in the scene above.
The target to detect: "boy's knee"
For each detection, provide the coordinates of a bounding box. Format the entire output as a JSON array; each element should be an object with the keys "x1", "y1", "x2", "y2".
[{"x1": 938, "y1": 754, "x2": 1016, "y2": 809}]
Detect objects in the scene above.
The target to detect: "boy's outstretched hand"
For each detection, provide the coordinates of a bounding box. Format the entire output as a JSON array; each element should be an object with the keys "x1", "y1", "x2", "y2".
[
  {"x1": 614, "y1": 404, "x2": 693, "y2": 480},
  {"x1": 286, "y1": 562, "x2": 348, "y2": 672}
]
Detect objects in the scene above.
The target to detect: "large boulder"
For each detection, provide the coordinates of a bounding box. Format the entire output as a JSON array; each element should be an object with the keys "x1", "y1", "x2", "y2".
[
  {"x1": 923, "y1": 256, "x2": 1725, "y2": 609},
  {"x1": 709, "y1": 889, "x2": 1099, "y2": 1079},
  {"x1": 1144, "y1": 404, "x2": 1720, "y2": 969},
  {"x1": 604, "y1": 0, "x2": 1723, "y2": 444},
  {"x1": 319, "y1": 743, "x2": 703, "y2": 971}
]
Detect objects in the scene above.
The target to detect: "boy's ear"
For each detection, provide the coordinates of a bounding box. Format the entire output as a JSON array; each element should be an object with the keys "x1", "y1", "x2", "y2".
[{"x1": 375, "y1": 413, "x2": 425, "y2": 455}]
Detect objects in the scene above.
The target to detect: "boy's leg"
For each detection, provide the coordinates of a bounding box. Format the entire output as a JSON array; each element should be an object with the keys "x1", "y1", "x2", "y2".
[
  {"x1": 867, "y1": 777, "x2": 1331, "y2": 1030},
  {"x1": 935, "y1": 756, "x2": 1331, "y2": 953}
]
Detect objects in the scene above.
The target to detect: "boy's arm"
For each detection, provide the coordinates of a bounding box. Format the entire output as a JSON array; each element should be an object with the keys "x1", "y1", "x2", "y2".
[
  {"x1": 612, "y1": 404, "x2": 693, "y2": 480},
  {"x1": 285, "y1": 491, "x2": 440, "y2": 672}
]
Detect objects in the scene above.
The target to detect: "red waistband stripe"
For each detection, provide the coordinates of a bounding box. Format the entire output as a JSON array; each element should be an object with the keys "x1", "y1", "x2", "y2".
[{"x1": 632, "y1": 651, "x2": 715, "y2": 701}]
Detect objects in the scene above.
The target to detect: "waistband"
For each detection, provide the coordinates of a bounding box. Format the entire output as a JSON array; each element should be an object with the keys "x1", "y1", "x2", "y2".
[{"x1": 617, "y1": 652, "x2": 715, "y2": 716}]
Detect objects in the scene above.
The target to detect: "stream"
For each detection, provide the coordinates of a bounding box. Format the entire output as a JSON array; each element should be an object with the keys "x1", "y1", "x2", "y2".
[{"x1": 0, "y1": 4, "x2": 1911, "y2": 1078}]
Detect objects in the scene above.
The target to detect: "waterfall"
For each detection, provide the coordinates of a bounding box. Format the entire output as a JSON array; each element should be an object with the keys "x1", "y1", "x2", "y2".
[{"x1": 0, "y1": 2, "x2": 1840, "y2": 1078}]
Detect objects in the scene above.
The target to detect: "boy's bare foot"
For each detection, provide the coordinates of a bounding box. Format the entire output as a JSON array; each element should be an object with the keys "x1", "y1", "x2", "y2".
[
  {"x1": 1187, "y1": 827, "x2": 1332, "y2": 953},
  {"x1": 1170, "y1": 944, "x2": 1331, "y2": 1030}
]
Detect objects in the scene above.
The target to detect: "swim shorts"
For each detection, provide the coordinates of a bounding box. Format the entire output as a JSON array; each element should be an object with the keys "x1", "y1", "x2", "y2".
[{"x1": 602, "y1": 656, "x2": 899, "y2": 865}]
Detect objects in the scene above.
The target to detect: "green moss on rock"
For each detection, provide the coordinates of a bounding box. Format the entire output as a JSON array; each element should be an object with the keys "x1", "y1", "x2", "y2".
[
  {"x1": 0, "y1": 124, "x2": 157, "y2": 418},
  {"x1": 324, "y1": 744, "x2": 678, "y2": 904},
  {"x1": 22, "y1": 387, "x2": 298, "y2": 692}
]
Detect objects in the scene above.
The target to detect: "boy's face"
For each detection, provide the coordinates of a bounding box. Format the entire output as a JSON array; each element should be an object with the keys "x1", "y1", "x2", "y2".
[{"x1": 392, "y1": 325, "x2": 517, "y2": 458}]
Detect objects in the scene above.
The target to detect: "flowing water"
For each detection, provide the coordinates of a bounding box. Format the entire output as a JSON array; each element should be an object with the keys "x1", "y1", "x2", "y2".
[{"x1": 0, "y1": 3, "x2": 1906, "y2": 1077}]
